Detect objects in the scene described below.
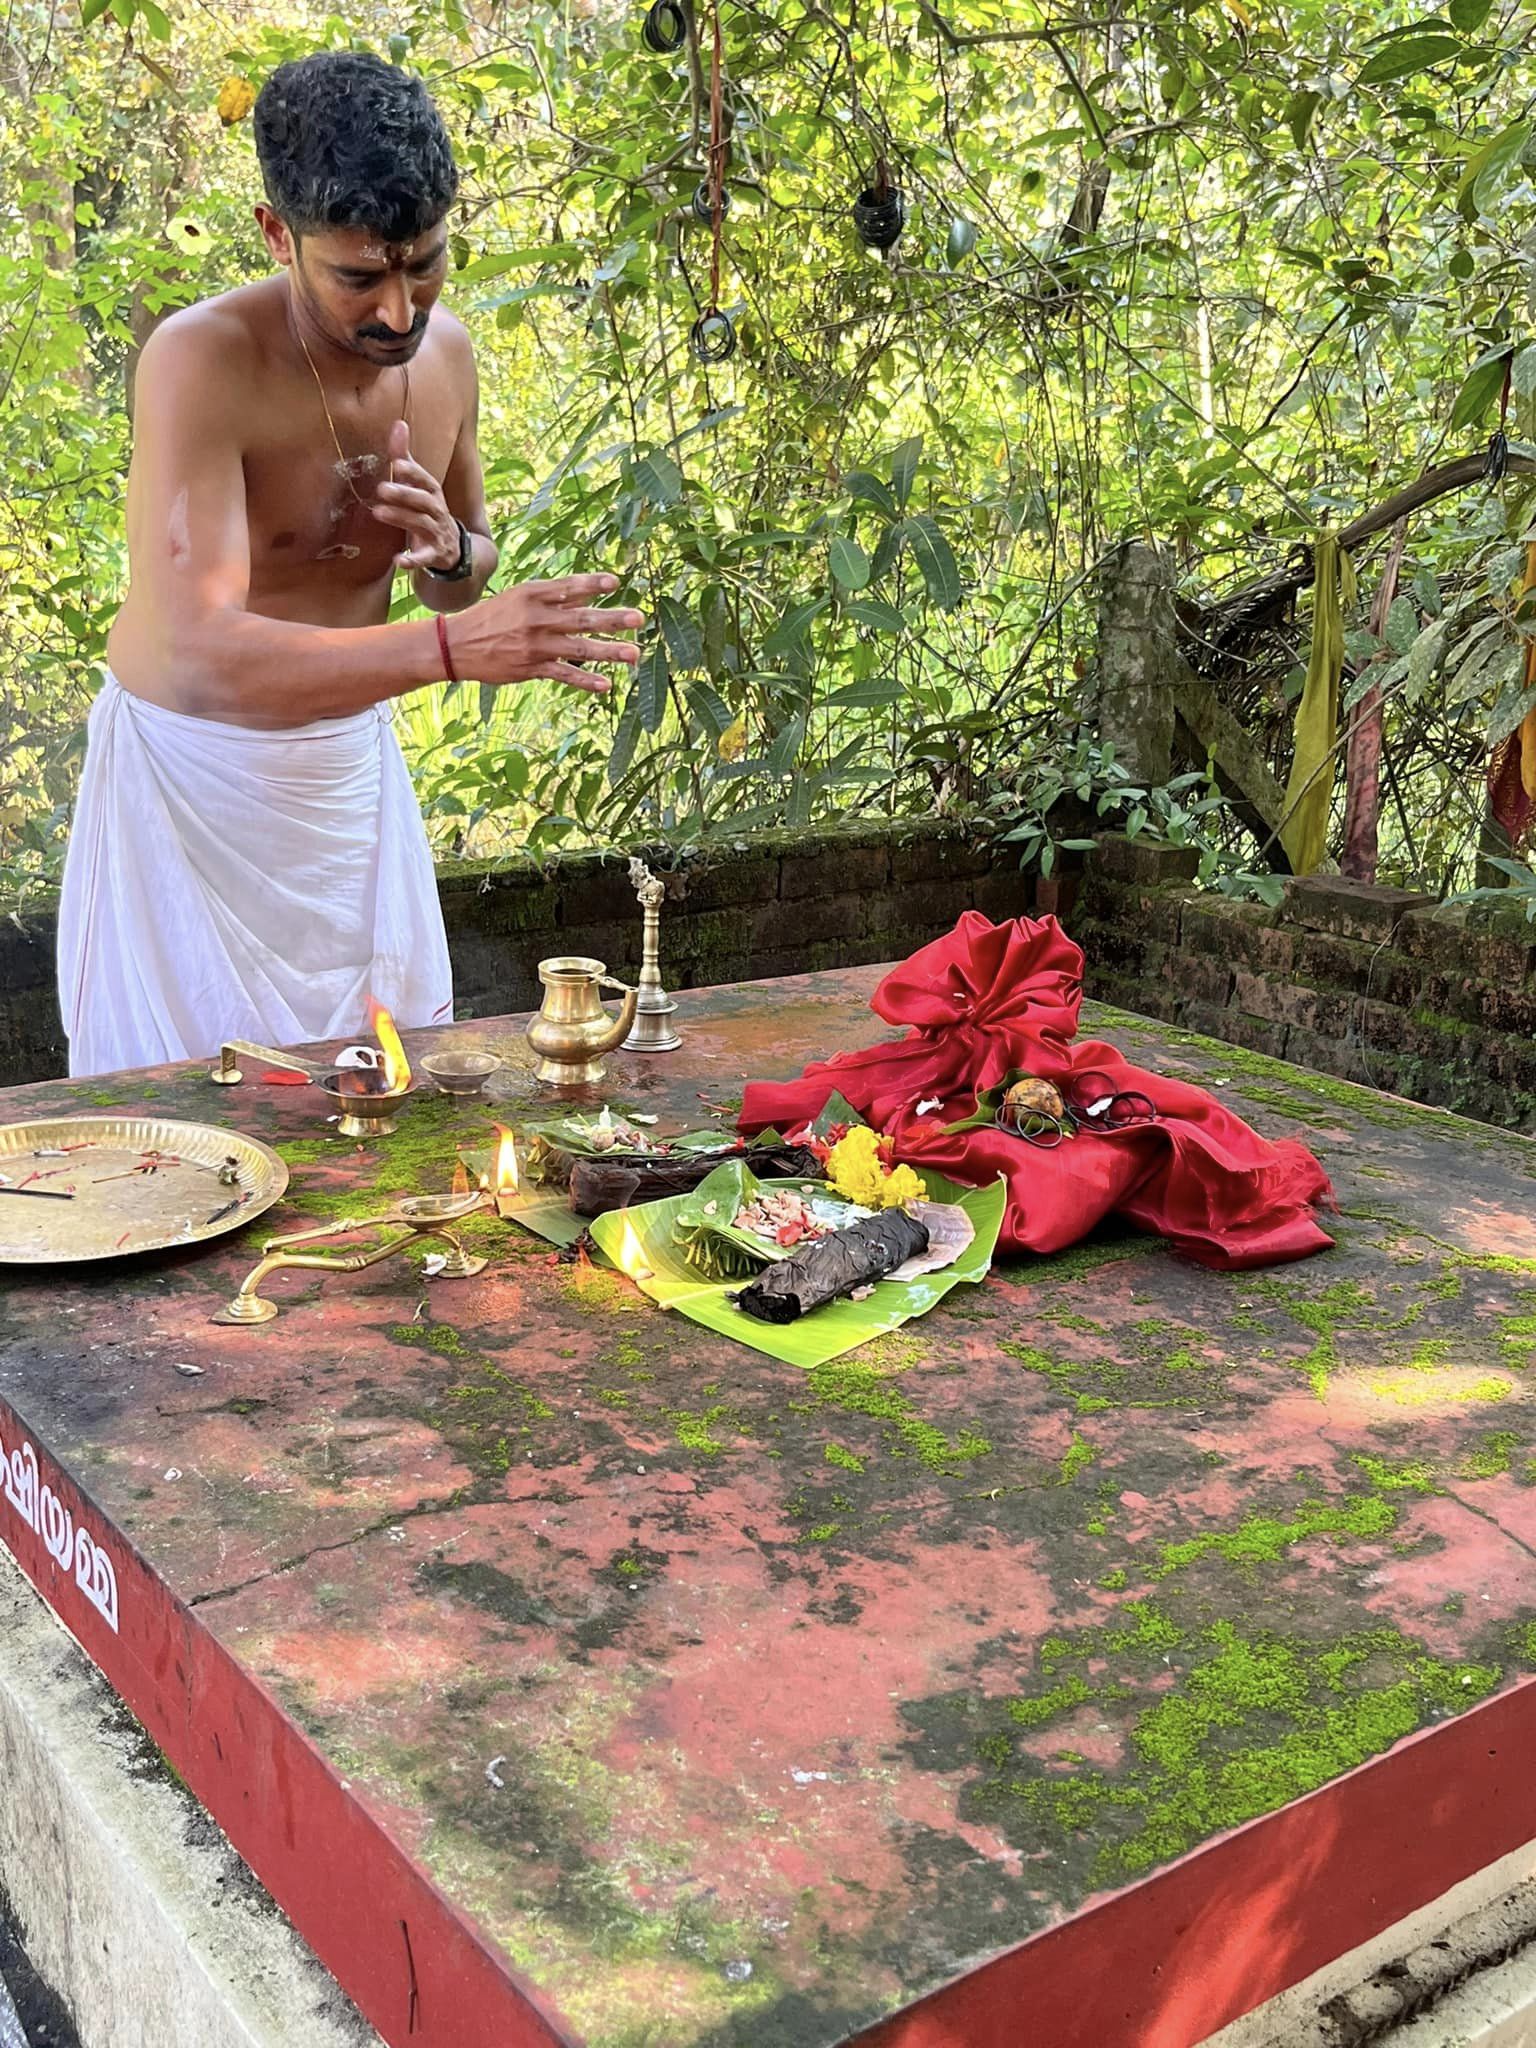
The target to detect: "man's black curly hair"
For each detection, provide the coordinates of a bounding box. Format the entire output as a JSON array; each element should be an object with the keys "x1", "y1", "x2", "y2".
[{"x1": 254, "y1": 52, "x2": 458, "y2": 244}]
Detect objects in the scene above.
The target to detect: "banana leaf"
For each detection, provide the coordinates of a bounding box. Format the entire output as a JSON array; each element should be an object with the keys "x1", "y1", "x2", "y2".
[
  {"x1": 458, "y1": 1146, "x2": 590, "y2": 1248},
  {"x1": 755, "y1": 1089, "x2": 865, "y2": 1148},
  {"x1": 671, "y1": 1160, "x2": 868, "y2": 1281},
  {"x1": 520, "y1": 1113, "x2": 740, "y2": 1188},
  {"x1": 937, "y1": 1071, "x2": 1028, "y2": 1134},
  {"x1": 588, "y1": 1169, "x2": 1007, "y2": 1367}
]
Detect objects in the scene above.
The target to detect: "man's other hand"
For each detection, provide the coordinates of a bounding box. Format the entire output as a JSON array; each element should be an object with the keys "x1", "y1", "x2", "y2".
[{"x1": 373, "y1": 420, "x2": 462, "y2": 573}]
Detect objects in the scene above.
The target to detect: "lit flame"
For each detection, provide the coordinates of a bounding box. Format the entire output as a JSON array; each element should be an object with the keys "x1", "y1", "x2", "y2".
[
  {"x1": 613, "y1": 1213, "x2": 653, "y2": 1282},
  {"x1": 493, "y1": 1125, "x2": 520, "y2": 1204},
  {"x1": 368, "y1": 998, "x2": 411, "y2": 1094}
]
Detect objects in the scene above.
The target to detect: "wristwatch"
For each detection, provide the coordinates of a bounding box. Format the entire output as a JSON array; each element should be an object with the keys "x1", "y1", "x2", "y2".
[{"x1": 423, "y1": 519, "x2": 475, "y2": 583}]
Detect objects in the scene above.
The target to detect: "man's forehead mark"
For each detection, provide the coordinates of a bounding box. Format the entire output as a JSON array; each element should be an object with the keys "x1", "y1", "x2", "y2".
[{"x1": 338, "y1": 236, "x2": 446, "y2": 273}]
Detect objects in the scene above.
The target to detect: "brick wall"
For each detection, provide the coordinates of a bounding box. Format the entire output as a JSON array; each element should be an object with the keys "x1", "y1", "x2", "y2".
[
  {"x1": 6, "y1": 824, "x2": 1534, "y2": 1134},
  {"x1": 0, "y1": 820, "x2": 1031, "y2": 1088},
  {"x1": 1072, "y1": 836, "x2": 1536, "y2": 1132}
]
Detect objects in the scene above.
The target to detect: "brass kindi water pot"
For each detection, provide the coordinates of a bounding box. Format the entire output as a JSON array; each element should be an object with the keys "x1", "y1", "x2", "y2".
[{"x1": 527, "y1": 958, "x2": 639, "y2": 1086}]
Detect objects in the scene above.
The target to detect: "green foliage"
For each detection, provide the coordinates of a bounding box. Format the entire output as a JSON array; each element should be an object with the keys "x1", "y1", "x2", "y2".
[{"x1": 4, "y1": 0, "x2": 1536, "y2": 892}]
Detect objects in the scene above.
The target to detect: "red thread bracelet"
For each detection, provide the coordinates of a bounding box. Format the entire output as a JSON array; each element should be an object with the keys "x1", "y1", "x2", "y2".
[{"x1": 435, "y1": 613, "x2": 458, "y2": 685}]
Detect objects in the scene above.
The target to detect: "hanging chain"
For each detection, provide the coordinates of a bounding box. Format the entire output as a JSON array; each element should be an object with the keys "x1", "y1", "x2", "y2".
[{"x1": 706, "y1": 0, "x2": 726, "y2": 316}]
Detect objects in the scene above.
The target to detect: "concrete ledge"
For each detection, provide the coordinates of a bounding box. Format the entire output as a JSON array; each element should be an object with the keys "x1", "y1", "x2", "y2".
[
  {"x1": 1204, "y1": 1834, "x2": 1536, "y2": 2047},
  {"x1": 0, "y1": 1546, "x2": 379, "y2": 2048}
]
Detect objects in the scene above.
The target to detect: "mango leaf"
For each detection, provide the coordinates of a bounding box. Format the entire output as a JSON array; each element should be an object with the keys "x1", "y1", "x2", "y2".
[
  {"x1": 631, "y1": 450, "x2": 684, "y2": 508},
  {"x1": 764, "y1": 598, "x2": 829, "y2": 657},
  {"x1": 945, "y1": 217, "x2": 978, "y2": 266},
  {"x1": 889, "y1": 436, "x2": 923, "y2": 508},
  {"x1": 829, "y1": 534, "x2": 871, "y2": 590},
  {"x1": 766, "y1": 715, "x2": 805, "y2": 778},
  {"x1": 1449, "y1": 349, "x2": 1510, "y2": 430},
  {"x1": 1456, "y1": 121, "x2": 1530, "y2": 221},
  {"x1": 900, "y1": 514, "x2": 963, "y2": 608},
  {"x1": 843, "y1": 597, "x2": 908, "y2": 633},
  {"x1": 1449, "y1": 0, "x2": 1493, "y2": 28},
  {"x1": 686, "y1": 677, "x2": 732, "y2": 741},
  {"x1": 607, "y1": 687, "x2": 642, "y2": 785},
  {"x1": 657, "y1": 593, "x2": 703, "y2": 670},
  {"x1": 869, "y1": 523, "x2": 905, "y2": 584},
  {"x1": 634, "y1": 643, "x2": 669, "y2": 733},
  {"x1": 823, "y1": 675, "x2": 905, "y2": 708},
  {"x1": 457, "y1": 245, "x2": 580, "y2": 281},
  {"x1": 1513, "y1": 345, "x2": 1536, "y2": 400},
  {"x1": 844, "y1": 471, "x2": 898, "y2": 518},
  {"x1": 1489, "y1": 673, "x2": 1536, "y2": 745},
  {"x1": 1285, "y1": 90, "x2": 1322, "y2": 151},
  {"x1": 1357, "y1": 34, "x2": 1463, "y2": 83}
]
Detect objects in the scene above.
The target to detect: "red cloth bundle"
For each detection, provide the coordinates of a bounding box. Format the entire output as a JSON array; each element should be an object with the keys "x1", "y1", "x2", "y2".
[{"x1": 738, "y1": 912, "x2": 1334, "y2": 1271}]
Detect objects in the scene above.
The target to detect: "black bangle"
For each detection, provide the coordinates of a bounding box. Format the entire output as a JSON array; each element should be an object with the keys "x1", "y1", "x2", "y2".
[{"x1": 424, "y1": 519, "x2": 475, "y2": 583}]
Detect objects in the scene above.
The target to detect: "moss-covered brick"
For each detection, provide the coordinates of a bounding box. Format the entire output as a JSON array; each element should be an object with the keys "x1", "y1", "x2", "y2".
[
  {"x1": 971, "y1": 868, "x2": 1034, "y2": 922},
  {"x1": 1179, "y1": 1003, "x2": 1290, "y2": 1063},
  {"x1": 782, "y1": 842, "x2": 890, "y2": 900},
  {"x1": 1288, "y1": 929, "x2": 1380, "y2": 996},
  {"x1": 1177, "y1": 899, "x2": 1286, "y2": 974},
  {"x1": 672, "y1": 853, "x2": 778, "y2": 914},
  {"x1": 1283, "y1": 876, "x2": 1431, "y2": 943},
  {"x1": 750, "y1": 892, "x2": 868, "y2": 954},
  {"x1": 1087, "y1": 834, "x2": 1201, "y2": 886},
  {"x1": 889, "y1": 834, "x2": 994, "y2": 888},
  {"x1": 1232, "y1": 973, "x2": 1354, "y2": 1039}
]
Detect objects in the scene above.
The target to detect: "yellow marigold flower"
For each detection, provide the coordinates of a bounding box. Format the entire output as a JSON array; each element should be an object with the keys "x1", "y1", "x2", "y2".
[
  {"x1": 826, "y1": 1126, "x2": 922, "y2": 1210},
  {"x1": 217, "y1": 76, "x2": 257, "y2": 126}
]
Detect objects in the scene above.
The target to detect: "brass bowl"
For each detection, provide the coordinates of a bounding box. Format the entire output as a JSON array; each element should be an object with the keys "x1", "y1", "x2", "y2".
[{"x1": 421, "y1": 1051, "x2": 503, "y2": 1098}]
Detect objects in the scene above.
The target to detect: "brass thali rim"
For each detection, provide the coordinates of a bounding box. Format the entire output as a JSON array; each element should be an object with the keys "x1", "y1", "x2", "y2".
[{"x1": 0, "y1": 1115, "x2": 290, "y2": 1267}]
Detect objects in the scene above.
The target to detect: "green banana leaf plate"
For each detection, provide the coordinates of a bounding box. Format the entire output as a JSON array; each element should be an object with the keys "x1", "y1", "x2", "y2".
[{"x1": 588, "y1": 1165, "x2": 1008, "y2": 1367}]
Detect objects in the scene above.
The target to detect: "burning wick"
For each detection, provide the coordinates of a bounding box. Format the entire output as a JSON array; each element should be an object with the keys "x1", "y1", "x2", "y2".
[
  {"x1": 488, "y1": 1125, "x2": 520, "y2": 1216},
  {"x1": 366, "y1": 998, "x2": 412, "y2": 1094}
]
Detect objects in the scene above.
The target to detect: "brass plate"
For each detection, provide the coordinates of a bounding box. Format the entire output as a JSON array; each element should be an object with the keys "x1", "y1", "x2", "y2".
[{"x1": 0, "y1": 1117, "x2": 289, "y2": 1266}]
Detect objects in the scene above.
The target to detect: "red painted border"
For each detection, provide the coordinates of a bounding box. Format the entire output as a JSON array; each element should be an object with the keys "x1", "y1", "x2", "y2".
[
  {"x1": 856, "y1": 1675, "x2": 1536, "y2": 2048},
  {"x1": 0, "y1": 1393, "x2": 574, "y2": 2048},
  {"x1": 6, "y1": 1378, "x2": 1536, "y2": 2048}
]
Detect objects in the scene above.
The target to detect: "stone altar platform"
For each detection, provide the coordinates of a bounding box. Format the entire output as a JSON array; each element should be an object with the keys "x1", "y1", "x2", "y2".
[{"x1": 2, "y1": 968, "x2": 1535, "y2": 2048}]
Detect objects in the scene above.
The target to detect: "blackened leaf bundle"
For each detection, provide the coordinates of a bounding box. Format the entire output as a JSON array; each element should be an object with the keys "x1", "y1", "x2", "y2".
[{"x1": 734, "y1": 1210, "x2": 930, "y2": 1323}]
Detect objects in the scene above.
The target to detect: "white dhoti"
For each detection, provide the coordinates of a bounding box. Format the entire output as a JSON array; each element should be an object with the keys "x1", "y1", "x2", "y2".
[{"x1": 58, "y1": 673, "x2": 453, "y2": 1077}]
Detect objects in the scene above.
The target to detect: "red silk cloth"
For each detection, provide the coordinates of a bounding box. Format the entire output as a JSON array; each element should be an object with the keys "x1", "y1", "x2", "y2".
[{"x1": 739, "y1": 913, "x2": 1334, "y2": 1271}]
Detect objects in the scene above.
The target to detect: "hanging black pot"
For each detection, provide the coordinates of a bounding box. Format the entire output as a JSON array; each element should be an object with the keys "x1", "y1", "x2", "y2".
[
  {"x1": 691, "y1": 180, "x2": 731, "y2": 225},
  {"x1": 689, "y1": 309, "x2": 737, "y2": 364},
  {"x1": 641, "y1": 0, "x2": 686, "y2": 54},
  {"x1": 853, "y1": 184, "x2": 905, "y2": 252}
]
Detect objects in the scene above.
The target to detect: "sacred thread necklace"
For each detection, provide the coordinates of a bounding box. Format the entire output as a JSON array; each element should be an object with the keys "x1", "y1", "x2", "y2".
[{"x1": 295, "y1": 320, "x2": 411, "y2": 511}]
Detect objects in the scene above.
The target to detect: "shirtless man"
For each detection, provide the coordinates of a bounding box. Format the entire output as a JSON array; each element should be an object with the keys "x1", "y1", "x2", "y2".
[{"x1": 57, "y1": 50, "x2": 642, "y2": 1077}]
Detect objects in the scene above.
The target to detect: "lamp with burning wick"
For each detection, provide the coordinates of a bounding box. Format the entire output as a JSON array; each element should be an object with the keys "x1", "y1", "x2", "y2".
[
  {"x1": 623, "y1": 858, "x2": 681, "y2": 1054},
  {"x1": 212, "y1": 1129, "x2": 522, "y2": 1326},
  {"x1": 210, "y1": 1001, "x2": 414, "y2": 1139}
]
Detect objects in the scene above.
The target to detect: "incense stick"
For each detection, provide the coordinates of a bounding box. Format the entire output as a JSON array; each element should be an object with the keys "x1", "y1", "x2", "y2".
[{"x1": 0, "y1": 1185, "x2": 76, "y2": 1201}]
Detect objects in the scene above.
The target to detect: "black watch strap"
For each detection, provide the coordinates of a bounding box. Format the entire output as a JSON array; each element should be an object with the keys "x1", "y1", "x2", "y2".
[{"x1": 424, "y1": 519, "x2": 475, "y2": 583}]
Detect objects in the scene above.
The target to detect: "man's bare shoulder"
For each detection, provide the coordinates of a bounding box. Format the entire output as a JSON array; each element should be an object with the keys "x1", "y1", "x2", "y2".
[
  {"x1": 137, "y1": 282, "x2": 285, "y2": 389},
  {"x1": 430, "y1": 304, "x2": 478, "y2": 381}
]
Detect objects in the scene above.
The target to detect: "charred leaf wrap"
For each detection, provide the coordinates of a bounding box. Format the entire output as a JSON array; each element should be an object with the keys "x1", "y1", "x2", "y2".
[
  {"x1": 569, "y1": 1143, "x2": 817, "y2": 1219},
  {"x1": 734, "y1": 1209, "x2": 930, "y2": 1323}
]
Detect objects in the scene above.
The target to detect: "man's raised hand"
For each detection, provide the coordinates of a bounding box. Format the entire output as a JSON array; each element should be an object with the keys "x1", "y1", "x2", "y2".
[
  {"x1": 451, "y1": 574, "x2": 644, "y2": 694},
  {"x1": 374, "y1": 420, "x2": 462, "y2": 573}
]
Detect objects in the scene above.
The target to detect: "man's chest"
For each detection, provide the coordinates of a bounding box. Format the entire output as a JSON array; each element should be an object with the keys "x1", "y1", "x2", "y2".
[{"x1": 242, "y1": 380, "x2": 459, "y2": 579}]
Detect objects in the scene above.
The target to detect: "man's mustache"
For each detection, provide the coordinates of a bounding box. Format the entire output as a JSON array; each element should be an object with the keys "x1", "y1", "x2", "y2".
[{"x1": 356, "y1": 311, "x2": 429, "y2": 344}]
